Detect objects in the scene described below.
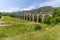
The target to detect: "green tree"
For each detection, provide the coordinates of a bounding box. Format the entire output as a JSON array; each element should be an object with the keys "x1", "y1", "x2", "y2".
[
  {"x1": 51, "y1": 8, "x2": 60, "y2": 24},
  {"x1": 44, "y1": 16, "x2": 52, "y2": 24}
]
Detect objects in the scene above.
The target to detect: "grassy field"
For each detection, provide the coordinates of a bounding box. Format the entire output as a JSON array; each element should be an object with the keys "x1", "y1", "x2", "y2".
[
  {"x1": 0, "y1": 23, "x2": 47, "y2": 37},
  {"x1": 0, "y1": 24, "x2": 59, "y2": 40},
  {"x1": 1, "y1": 16, "x2": 31, "y2": 23},
  {"x1": 0, "y1": 16, "x2": 60, "y2": 40}
]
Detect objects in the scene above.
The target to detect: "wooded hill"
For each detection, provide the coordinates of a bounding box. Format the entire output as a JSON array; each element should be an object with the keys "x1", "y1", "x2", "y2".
[
  {"x1": 16, "y1": 6, "x2": 54, "y2": 14},
  {"x1": 0, "y1": 6, "x2": 54, "y2": 17}
]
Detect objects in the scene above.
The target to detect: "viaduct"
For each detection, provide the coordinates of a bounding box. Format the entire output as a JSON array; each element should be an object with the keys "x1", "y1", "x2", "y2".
[{"x1": 17, "y1": 12, "x2": 52, "y2": 23}]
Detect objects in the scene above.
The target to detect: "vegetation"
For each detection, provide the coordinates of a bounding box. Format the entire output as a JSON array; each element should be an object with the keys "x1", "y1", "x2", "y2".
[
  {"x1": 44, "y1": 16, "x2": 52, "y2": 24},
  {"x1": 0, "y1": 24, "x2": 35, "y2": 37},
  {"x1": 4, "y1": 24, "x2": 60, "y2": 40},
  {"x1": 0, "y1": 6, "x2": 60, "y2": 40},
  {"x1": 30, "y1": 6, "x2": 54, "y2": 13},
  {"x1": 35, "y1": 24, "x2": 42, "y2": 31},
  {"x1": 1, "y1": 16, "x2": 30, "y2": 23}
]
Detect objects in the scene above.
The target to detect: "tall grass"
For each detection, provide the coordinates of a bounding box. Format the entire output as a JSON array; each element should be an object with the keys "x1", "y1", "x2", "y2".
[{"x1": 3, "y1": 24, "x2": 60, "y2": 40}]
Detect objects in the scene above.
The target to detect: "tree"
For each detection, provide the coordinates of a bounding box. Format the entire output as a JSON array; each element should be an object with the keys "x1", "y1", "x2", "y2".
[
  {"x1": 44, "y1": 16, "x2": 52, "y2": 24},
  {"x1": 51, "y1": 8, "x2": 60, "y2": 24}
]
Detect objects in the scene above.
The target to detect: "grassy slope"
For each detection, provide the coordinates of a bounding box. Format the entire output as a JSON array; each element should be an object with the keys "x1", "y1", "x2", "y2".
[
  {"x1": 1, "y1": 16, "x2": 60, "y2": 40},
  {"x1": 0, "y1": 24, "x2": 35, "y2": 36},
  {"x1": 0, "y1": 16, "x2": 49, "y2": 40},
  {"x1": 1, "y1": 16, "x2": 30, "y2": 23},
  {"x1": 0, "y1": 23, "x2": 47, "y2": 37},
  {"x1": 0, "y1": 16, "x2": 43, "y2": 40},
  {"x1": 0, "y1": 16, "x2": 36, "y2": 37},
  {"x1": 3, "y1": 24, "x2": 60, "y2": 40}
]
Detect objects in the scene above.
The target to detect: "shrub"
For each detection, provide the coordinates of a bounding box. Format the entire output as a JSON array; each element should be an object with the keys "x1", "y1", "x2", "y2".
[
  {"x1": 44, "y1": 16, "x2": 52, "y2": 24},
  {"x1": 50, "y1": 17, "x2": 60, "y2": 25},
  {"x1": 0, "y1": 33, "x2": 8, "y2": 38},
  {"x1": 35, "y1": 24, "x2": 41, "y2": 31}
]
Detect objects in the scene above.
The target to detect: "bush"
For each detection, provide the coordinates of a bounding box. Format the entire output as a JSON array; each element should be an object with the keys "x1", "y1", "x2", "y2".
[
  {"x1": 50, "y1": 8, "x2": 60, "y2": 25},
  {"x1": 50, "y1": 17, "x2": 60, "y2": 25},
  {"x1": 0, "y1": 34, "x2": 8, "y2": 38},
  {"x1": 35, "y1": 24, "x2": 41, "y2": 31},
  {"x1": 44, "y1": 16, "x2": 52, "y2": 24}
]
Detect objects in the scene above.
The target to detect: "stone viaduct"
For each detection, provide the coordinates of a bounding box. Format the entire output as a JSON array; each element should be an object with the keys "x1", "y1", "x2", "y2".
[{"x1": 18, "y1": 12, "x2": 52, "y2": 23}]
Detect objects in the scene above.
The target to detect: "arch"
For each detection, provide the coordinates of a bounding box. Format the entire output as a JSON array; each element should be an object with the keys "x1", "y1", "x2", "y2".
[{"x1": 19, "y1": 12, "x2": 52, "y2": 23}]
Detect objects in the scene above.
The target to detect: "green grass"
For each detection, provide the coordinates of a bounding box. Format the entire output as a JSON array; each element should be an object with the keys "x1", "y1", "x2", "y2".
[
  {"x1": 0, "y1": 24, "x2": 60, "y2": 40},
  {"x1": 0, "y1": 23, "x2": 47, "y2": 37},
  {"x1": 11, "y1": 24, "x2": 60, "y2": 40},
  {"x1": 1, "y1": 16, "x2": 30, "y2": 23},
  {"x1": 0, "y1": 16, "x2": 60, "y2": 40},
  {"x1": 0, "y1": 24, "x2": 35, "y2": 37},
  {"x1": 0, "y1": 23, "x2": 48, "y2": 40}
]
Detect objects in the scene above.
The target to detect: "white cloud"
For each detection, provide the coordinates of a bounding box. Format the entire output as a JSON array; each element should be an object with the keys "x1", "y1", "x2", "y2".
[
  {"x1": 0, "y1": 7, "x2": 20, "y2": 12},
  {"x1": 39, "y1": 0, "x2": 60, "y2": 7},
  {"x1": 20, "y1": 5, "x2": 37, "y2": 11},
  {"x1": 22, "y1": 0, "x2": 60, "y2": 10},
  {"x1": 0, "y1": 10, "x2": 13, "y2": 12},
  {"x1": 0, "y1": 0, "x2": 60, "y2": 12},
  {"x1": 0, "y1": 7, "x2": 35, "y2": 12},
  {"x1": 20, "y1": 0, "x2": 60, "y2": 11}
]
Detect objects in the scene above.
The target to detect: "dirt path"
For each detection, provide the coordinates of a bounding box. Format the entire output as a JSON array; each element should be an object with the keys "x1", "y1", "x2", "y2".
[
  {"x1": 0, "y1": 21, "x2": 39, "y2": 26},
  {"x1": 0, "y1": 20, "x2": 39, "y2": 24}
]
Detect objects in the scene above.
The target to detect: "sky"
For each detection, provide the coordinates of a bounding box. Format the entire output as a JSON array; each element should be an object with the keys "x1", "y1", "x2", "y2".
[{"x1": 0, "y1": 0, "x2": 60, "y2": 12}]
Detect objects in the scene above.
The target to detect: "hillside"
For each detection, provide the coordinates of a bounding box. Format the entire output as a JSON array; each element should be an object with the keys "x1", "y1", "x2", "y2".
[
  {"x1": 30, "y1": 6, "x2": 54, "y2": 13},
  {"x1": 0, "y1": 16, "x2": 49, "y2": 40},
  {"x1": 2, "y1": 24, "x2": 60, "y2": 40},
  {"x1": 0, "y1": 16, "x2": 31, "y2": 23},
  {"x1": 0, "y1": 6, "x2": 60, "y2": 40},
  {"x1": 11, "y1": 6, "x2": 54, "y2": 18},
  {"x1": 13, "y1": 6, "x2": 54, "y2": 14},
  {"x1": 0, "y1": 16, "x2": 60, "y2": 40}
]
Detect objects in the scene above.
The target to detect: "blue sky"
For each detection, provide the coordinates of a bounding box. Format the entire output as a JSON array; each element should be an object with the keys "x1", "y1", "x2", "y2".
[{"x1": 0, "y1": 0, "x2": 60, "y2": 12}]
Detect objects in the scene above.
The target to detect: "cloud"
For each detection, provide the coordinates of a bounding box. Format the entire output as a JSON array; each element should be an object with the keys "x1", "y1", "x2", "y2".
[
  {"x1": 22, "y1": 0, "x2": 60, "y2": 10},
  {"x1": 20, "y1": 5, "x2": 37, "y2": 11},
  {"x1": 20, "y1": 0, "x2": 60, "y2": 11},
  {"x1": 0, "y1": 0, "x2": 60, "y2": 12},
  {"x1": 39, "y1": 0, "x2": 60, "y2": 7},
  {"x1": 0, "y1": 7, "x2": 20, "y2": 12},
  {"x1": 0, "y1": 6, "x2": 36, "y2": 12}
]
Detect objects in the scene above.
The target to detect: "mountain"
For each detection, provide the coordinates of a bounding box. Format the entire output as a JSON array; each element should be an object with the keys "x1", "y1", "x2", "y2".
[
  {"x1": 2, "y1": 6, "x2": 54, "y2": 17},
  {"x1": 30, "y1": 6, "x2": 54, "y2": 13},
  {"x1": 18, "y1": 6, "x2": 54, "y2": 14}
]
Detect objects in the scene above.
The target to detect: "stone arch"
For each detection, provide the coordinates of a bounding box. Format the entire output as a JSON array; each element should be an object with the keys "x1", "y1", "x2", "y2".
[
  {"x1": 19, "y1": 12, "x2": 52, "y2": 23},
  {"x1": 34, "y1": 14, "x2": 37, "y2": 22},
  {"x1": 38, "y1": 15, "x2": 42, "y2": 22}
]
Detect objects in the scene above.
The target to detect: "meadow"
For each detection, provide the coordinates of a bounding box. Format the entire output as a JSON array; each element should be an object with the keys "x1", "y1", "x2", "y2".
[
  {"x1": 0, "y1": 16, "x2": 48, "y2": 40},
  {"x1": 0, "y1": 7, "x2": 60, "y2": 40}
]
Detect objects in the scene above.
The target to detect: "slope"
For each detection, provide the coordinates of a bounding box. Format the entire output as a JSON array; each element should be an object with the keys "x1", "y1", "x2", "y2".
[{"x1": 4, "y1": 24, "x2": 60, "y2": 40}]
